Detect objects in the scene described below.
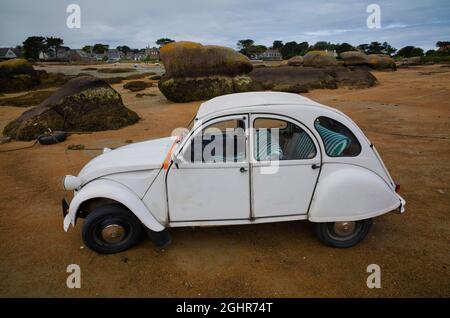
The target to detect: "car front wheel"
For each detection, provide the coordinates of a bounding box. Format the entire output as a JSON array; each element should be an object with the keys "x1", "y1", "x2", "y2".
[
  {"x1": 314, "y1": 219, "x2": 373, "y2": 248},
  {"x1": 82, "y1": 204, "x2": 143, "y2": 254}
]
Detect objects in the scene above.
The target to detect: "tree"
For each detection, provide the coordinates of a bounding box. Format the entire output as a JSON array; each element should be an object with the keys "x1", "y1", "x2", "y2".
[
  {"x1": 357, "y1": 44, "x2": 369, "y2": 54},
  {"x1": 435, "y1": 41, "x2": 450, "y2": 54},
  {"x1": 311, "y1": 41, "x2": 336, "y2": 51},
  {"x1": 396, "y1": 46, "x2": 424, "y2": 58},
  {"x1": 46, "y1": 37, "x2": 64, "y2": 59},
  {"x1": 367, "y1": 41, "x2": 384, "y2": 54},
  {"x1": 272, "y1": 40, "x2": 283, "y2": 50},
  {"x1": 280, "y1": 41, "x2": 309, "y2": 59},
  {"x1": 381, "y1": 42, "x2": 396, "y2": 56},
  {"x1": 156, "y1": 38, "x2": 175, "y2": 47},
  {"x1": 93, "y1": 43, "x2": 109, "y2": 54},
  {"x1": 117, "y1": 45, "x2": 131, "y2": 55},
  {"x1": 82, "y1": 45, "x2": 92, "y2": 53},
  {"x1": 425, "y1": 49, "x2": 436, "y2": 56},
  {"x1": 236, "y1": 39, "x2": 255, "y2": 56},
  {"x1": 436, "y1": 41, "x2": 450, "y2": 48},
  {"x1": 23, "y1": 36, "x2": 46, "y2": 60},
  {"x1": 335, "y1": 42, "x2": 355, "y2": 54},
  {"x1": 357, "y1": 41, "x2": 395, "y2": 55},
  {"x1": 249, "y1": 45, "x2": 267, "y2": 57}
]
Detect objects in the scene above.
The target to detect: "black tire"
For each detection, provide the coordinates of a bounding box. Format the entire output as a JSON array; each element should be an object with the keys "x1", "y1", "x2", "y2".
[
  {"x1": 82, "y1": 204, "x2": 143, "y2": 254},
  {"x1": 314, "y1": 219, "x2": 373, "y2": 248},
  {"x1": 37, "y1": 131, "x2": 67, "y2": 145}
]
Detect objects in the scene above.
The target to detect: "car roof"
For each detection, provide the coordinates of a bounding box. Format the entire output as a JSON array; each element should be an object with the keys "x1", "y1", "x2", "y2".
[{"x1": 197, "y1": 92, "x2": 326, "y2": 119}]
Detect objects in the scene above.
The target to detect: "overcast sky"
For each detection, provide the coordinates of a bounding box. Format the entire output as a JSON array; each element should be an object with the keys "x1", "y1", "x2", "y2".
[{"x1": 1, "y1": 0, "x2": 449, "y2": 51}]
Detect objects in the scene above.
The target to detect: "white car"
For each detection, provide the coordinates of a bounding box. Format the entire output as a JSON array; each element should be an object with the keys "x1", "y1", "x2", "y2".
[{"x1": 62, "y1": 92, "x2": 405, "y2": 254}]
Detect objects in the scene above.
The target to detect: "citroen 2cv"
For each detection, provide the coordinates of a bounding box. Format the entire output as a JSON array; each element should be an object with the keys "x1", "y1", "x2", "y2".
[{"x1": 62, "y1": 92, "x2": 405, "y2": 254}]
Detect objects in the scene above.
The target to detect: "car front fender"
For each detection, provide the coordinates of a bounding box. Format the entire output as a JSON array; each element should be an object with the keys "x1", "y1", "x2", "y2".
[
  {"x1": 308, "y1": 164, "x2": 405, "y2": 222},
  {"x1": 63, "y1": 178, "x2": 165, "y2": 232}
]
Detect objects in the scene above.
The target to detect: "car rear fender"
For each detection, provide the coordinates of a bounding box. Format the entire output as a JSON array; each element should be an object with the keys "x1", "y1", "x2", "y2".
[
  {"x1": 64, "y1": 178, "x2": 165, "y2": 232},
  {"x1": 308, "y1": 164, "x2": 405, "y2": 222}
]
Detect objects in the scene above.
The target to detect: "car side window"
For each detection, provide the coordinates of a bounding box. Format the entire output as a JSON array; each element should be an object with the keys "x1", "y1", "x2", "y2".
[
  {"x1": 253, "y1": 118, "x2": 316, "y2": 161},
  {"x1": 314, "y1": 116, "x2": 361, "y2": 157},
  {"x1": 184, "y1": 119, "x2": 246, "y2": 163}
]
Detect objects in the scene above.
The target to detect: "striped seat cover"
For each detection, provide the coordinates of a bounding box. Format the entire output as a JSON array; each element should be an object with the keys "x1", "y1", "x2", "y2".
[
  {"x1": 254, "y1": 129, "x2": 283, "y2": 161},
  {"x1": 314, "y1": 121, "x2": 351, "y2": 156},
  {"x1": 288, "y1": 132, "x2": 316, "y2": 159}
]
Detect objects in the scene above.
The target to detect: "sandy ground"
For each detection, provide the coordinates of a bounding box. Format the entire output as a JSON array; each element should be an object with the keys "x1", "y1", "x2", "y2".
[{"x1": 0, "y1": 65, "x2": 449, "y2": 297}]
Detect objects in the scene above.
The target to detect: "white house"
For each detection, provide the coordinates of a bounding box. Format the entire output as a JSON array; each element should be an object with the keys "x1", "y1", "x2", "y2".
[{"x1": 0, "y1": 48, "x2": 18, "y2": 60}]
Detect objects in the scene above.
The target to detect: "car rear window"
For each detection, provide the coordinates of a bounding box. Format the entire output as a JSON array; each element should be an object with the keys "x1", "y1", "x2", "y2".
[{"x1": 314, "y1": 116, "x2": 361, "y2": 157}]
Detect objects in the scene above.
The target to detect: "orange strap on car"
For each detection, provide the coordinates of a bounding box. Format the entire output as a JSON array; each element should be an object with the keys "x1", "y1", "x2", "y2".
[{"x1": 162, "y1": 137, "x2": 180, "y2": 170}]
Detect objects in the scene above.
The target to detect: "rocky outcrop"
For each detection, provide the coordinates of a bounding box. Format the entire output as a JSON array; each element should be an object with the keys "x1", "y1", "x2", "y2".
[
  {"x1": 123, "y1": 81, "x2": 152, "y2": 92},
  {"x1": 3, "y1": 76, "x2": 139, "y2": 141},
  {"x1": 159, "y1": 76, "x2": 252, "y2": 102},
  {"x1": 397, "y1": 56, "x2": 422, "y2": 67},
  {"x1": 0, "y1": 59, "x2": 42, "y2": 93},
  {"x1": 250, "y1": 66, "x2": 377, "y2": 93},
  {"x1": 158, "y1": 41, "x2": 253, "y2": 102},
  {"x1": 287, "y1": 56, "x2": 304, "y2": 66},
  {"x1": 340, "y1": 51, "x2": 369, "y2": 66},
  {"x1": 368, "y1": 54, "x2": 396, "y2": 71},
  {"x1": 303, "y1": 51, "x2": 338, "y2": 67}
]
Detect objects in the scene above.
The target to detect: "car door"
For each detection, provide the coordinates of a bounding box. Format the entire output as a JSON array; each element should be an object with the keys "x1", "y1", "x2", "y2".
[
  {"x1": 167, "y1": 114, "x2": 251, "y2": 222},
  {"x1": 250, "y1": 114, "x2": 321, "y2": 218}
]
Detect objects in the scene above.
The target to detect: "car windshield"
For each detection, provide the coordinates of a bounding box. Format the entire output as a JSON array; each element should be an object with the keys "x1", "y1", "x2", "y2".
[
  {"x1": 187, "y1": 115, "x2": 196, "y2": 132},
  {"x1": 169, "y1": 115, "x2": 196, "y2": 145}
]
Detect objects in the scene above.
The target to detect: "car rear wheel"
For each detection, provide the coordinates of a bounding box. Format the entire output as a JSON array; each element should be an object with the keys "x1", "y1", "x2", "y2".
[
  {"x1": 314, "y1": 219, "x2": 373, "y2": 248},
  {"x1": 82, "y1": 204, "x2": 143, "y2": 254}
]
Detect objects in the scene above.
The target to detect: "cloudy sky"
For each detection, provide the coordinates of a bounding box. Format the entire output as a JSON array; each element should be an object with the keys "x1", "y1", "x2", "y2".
[{"x1": 1, "y1": 0, "x2": 449, "y2": 51}]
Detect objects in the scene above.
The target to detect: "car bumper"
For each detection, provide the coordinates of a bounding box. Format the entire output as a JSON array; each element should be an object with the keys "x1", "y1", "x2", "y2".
[
  {"x1": 397, "y1": 194, "x2": 406, "y2": 213},
  {"x1": 62, "y1": 199, "x2": 72, "y2": 231}
]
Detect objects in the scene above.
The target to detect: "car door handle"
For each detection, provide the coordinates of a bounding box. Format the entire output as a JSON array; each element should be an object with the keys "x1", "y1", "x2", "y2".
[
  {"x1": 240, "y1": 167, "x2": 248, "y2": 173},
  {"x1": 311, "y1": 164, "x2": 321, "y2": 170}
]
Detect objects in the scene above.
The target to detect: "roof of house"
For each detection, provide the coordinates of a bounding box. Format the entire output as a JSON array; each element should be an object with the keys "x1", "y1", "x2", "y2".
[
  {"x1": 197, "y1": 92, "x2": 324, "y2": 119},
  {"x1": 73, "y1": 49, "x2": 90, "y2": 58},
  {"x1": 0, "y1": 47, "x2": 16, "y2": 57},
  {"x1": 106, "y1": 49, "x2": 121, "y2": 59}
]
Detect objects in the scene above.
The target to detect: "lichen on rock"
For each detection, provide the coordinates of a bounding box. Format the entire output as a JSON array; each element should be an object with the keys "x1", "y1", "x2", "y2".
[
  {"x1": 159, "y1": 41, "x2": 253, "y2": 102},
  {"x1": 3, "y1": 76, "x2": 139, "y2": 141},
  {"x1": 303, "y1": 51, "x2": 338, "y2": 67}
]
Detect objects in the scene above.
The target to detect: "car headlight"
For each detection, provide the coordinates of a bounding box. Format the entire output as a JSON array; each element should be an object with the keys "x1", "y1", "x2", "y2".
[{"x1": 63, "y1": 175, "x2": 82, "y2": 191}]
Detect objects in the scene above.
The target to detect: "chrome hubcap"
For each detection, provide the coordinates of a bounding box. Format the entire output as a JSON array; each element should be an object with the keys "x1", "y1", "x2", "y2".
[
  {"x1": 333, "y1": 221, "x2": 356, "y2": 237},
  {"x1": 101, "y1": 224, "x2": 126, "y2": 243}
]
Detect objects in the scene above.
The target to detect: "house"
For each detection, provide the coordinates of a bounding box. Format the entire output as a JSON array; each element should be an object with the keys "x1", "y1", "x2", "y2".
[
  {"x1": 106, "y1": 49, "x2": 122, "y2": 62},
  {"x1": 94, "y1": 54, "x2": 106, "y2": 61},
  {"x1": 256, "y1": 49, "x2": 282, "y2": 61},
  {"x1": 145, "y1": 46, "x2": 160, "y2": 60},
  {"x1": 127, "y1": 52, "x2": 146, "y2": 61},
  {"x1": 68, "y1": 49, "x2": 95, "y2": 62},
  {"x1": 37, "y1": 46, "x2": 71, "y2": 61},
  {"x1": 51, "y1": 47, "x2": 71, "y2": 61},
  {"x1": 0, "y1": 48, "x2": 18, "y2": 60}
]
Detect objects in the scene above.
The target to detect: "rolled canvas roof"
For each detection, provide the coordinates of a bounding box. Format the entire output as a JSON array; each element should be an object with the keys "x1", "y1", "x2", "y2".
[{"x1": 197, "y1": 92, "x2": 324, "y2": 119}]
